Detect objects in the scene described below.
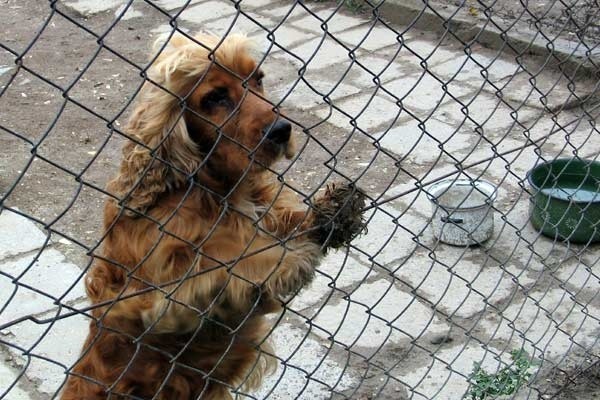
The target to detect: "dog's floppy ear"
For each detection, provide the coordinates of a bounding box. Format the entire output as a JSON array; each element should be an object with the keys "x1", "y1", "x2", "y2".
[
  {"x1": 107, "y1": 32, "x2": 253, "y2": 216},
  {"x1": 108, "y1": 94, "x2": 199, "y2": 216}
]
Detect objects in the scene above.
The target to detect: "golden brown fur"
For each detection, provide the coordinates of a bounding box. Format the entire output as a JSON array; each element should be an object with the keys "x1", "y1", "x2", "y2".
[{"x1": 61, "y1": 33, "x2": 365, "y2": 400}]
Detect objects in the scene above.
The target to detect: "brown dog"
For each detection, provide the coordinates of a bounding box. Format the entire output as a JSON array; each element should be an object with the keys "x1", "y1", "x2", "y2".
[{"x1": 61, "y1": 33, "x2": 365, "y2": 399}]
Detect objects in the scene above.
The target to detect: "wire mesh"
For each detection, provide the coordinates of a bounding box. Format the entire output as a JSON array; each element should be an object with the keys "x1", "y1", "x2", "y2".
[{"x1": 1, "y1": 0, "x2": 600, "y2": 399}]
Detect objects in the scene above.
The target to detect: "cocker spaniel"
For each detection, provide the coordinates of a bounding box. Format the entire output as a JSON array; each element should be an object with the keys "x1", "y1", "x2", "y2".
[{"x1": 61, "y1": 33, "x2": 365, "y2": 400}]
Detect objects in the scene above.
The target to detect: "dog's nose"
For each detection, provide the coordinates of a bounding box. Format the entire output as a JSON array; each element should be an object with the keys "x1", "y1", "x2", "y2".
[{"x1": 264, "y1": 120, "x2": 291, "y2": 144}]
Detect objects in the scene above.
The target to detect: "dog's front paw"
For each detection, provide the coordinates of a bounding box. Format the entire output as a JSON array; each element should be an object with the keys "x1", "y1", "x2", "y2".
[{"x1": 310, "y1": 183, "x2": 367, "y2": 251}]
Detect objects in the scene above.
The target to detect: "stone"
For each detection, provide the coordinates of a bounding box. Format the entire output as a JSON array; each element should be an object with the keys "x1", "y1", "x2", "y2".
[
  {"x1": 430, "y1": 55, "x2": 485, "y2": 84},
  {"x1": 550, "y1": 115, "x2": 600, "y2": 159},
  {"x1": 303, "y1": 56, "x2": 382, "y2": 92},
  {"x1": 312, "y1": 279, "x2": 448, "y2": 351},
  {"x1": 429, "y1": 333, "x2": 452, "y2": 345},
  {"x1": 253, "y1": 323, "x2": 356, "y2": 399},
  {"x1": 461, "y1": 92, "x2": 540, "y2": 134},
  {"x1": 351, "y1": 206, "x2": 429, "y2": 265},
  {"x1": 313, "y1": 92, "x2": 399, "y2": 131},
  {"x1": 251, "y1": 25, "x2": 314, "y2": 55},
  {"x1": 393, "y1": 247, "x2": 535, "y2": 318},
  {"x1": 203, "y1": 14, "x2": 276, "y2": 36},
  {"x1": 266, "y1": 4, "x2": 326, "y2": 35},
  {"x1": 488, "y1": 196, "x2": 563, "y2": 267},
  {"x1": 0, "y1": 65, "x2": 12, "y2": 77},
  {"x1": 335, "y1": 23, "x2": 401, "y2": 52},
  {"x1": 4, "y1": 306, "x2": 90, "y2": 395},
  {"x1": 0, "y1": 209, "x2": 47, "y2": 261},
  {"x1": 385, "y1": 180, "x2": 435, "y2": 220},
  {"x1": 177, "y1": 2, "x2": 236, "y2": 24},
  {"x1": 399, "y1": 343, "x2": 533, "y2": 399},
  {"x1": 63, "y1": 0, "x2": 124, "y2": 15},
  {"x1": 289, "y1": 37, "x2": 352, "y2": 70},
  {"x1": 290, "y1": 250, "x2": 372, "y2": 311},
  {"x1": 471, "y1": 49, "x2": 521, "y2": 82},
  {"x1": 401, "y1": 39, "x2": 457, "y2": 66},
  {"x1": 114, "y1": 4, "x2": 143, "y2": 20},
  {"x1": 259, "y1": 4, "x2": 296, "y2": 19},
  {"x1": 154, "y1": 0, "x2": 203, "y2": 10},
  {"x1": 356, "y1": 56, "x2": 412, "y2": 83},
  {"x1": 239, "y1": 0, "x2": 275, "y2": 8},
  {"x1": 0, "y1": 249, "x2": 86, "y2": 325},
  {"x1": 383, "y1": 73, "x2": 474, "y2": 114},
  {"x1": 555, "y1": 258, "x2": 600, "y2": 293},
  {"x1": 478, "y1": 288, "x2": 600, "y2": 361},
  {"x1": 376, "y1": 117, "x2": 473, "y2": 163},
  {"x1": 150, "y1": 24, "x2": 189, "y2": 35},
  {"x1": 271, "y1": 74, "x2": 360, "y2": 111},
  {"x1": 455, "y1": 137, "x2": 541, "y2": 183},
  {"x1": 292, "y1": 12, "x2": 366, "y2": 35},
  {"x1": 431, "y1": 49, "x2": 520, "y2": 86},
  {"x1": 485, "y1": 71, "x2": 540, "y2": 108},
  {"x1": 0, "y1": 362, "x2": 32, "y2": 399}
]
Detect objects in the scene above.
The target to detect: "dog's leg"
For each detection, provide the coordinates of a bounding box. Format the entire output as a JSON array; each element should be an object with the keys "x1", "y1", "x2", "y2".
[
  {"x1": 260, "y1": 182, "x2": 366, "y2": 298},
  {"x1": 308, "y1": 183, "x2": 367, "y2": 251}
]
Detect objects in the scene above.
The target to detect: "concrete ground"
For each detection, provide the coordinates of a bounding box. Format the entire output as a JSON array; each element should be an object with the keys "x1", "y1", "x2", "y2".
[{"x1": 1, "y1": 0, "x2": 599, "y2": 399}]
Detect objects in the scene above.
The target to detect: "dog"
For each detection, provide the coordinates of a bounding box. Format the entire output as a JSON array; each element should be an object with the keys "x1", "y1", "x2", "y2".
[{"x1": 61, "y1": 33, "x2": 365, "y2": 400}]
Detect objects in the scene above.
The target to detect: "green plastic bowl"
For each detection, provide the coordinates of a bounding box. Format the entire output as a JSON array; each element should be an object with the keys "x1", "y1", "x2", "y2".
[{"x1": 527, "y1": 158, "x2": 600, "y2": 243}]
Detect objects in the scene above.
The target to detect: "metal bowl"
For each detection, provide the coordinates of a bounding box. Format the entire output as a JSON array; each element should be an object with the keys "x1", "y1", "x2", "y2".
[
  {"x1": 527, "y1": 158, "x2": 600, "y2": 243},
  {"x1": 427, "y1": 179, "x2": 498, "y2": 246}
]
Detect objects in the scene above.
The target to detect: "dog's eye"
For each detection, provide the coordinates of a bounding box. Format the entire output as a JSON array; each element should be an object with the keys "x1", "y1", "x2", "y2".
[{"x1": 201, "y1": 87, "x2": 232, "y2": 110}]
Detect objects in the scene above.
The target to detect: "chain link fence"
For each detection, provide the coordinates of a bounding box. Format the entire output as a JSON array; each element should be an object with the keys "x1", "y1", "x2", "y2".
[{"x1": 1, "y1": 0, "x2": 600, "y2": 399}]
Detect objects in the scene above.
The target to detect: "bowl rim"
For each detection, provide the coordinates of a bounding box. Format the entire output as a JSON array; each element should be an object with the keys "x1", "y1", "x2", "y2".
[
  {"x1": 526, "y1": 157, "x2": 600, "y2": 205},
  {"x1": 426, "y1": 178, "x2": 498, "y2": 210}
]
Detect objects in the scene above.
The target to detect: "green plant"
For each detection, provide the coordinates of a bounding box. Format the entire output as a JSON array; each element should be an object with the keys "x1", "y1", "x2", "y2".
[
  {"x1": 342, "y1": 0, "x2": 364, "y2": 13},
  {"x1": 469, "y1": 350, "x2": 533, "y2": 400},
  {"x1": 310, "y1": 0, "x2": 364, "y2": 13}
]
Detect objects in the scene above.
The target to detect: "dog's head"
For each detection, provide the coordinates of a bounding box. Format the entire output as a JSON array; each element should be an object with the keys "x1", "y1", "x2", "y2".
[{"x1": 110, "y1": 33, "x2": 294, "y2": 215}]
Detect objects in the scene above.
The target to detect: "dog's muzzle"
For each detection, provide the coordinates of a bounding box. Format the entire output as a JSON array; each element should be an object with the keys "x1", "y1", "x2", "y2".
[
  {"x1": 263, "y1": 120, "x2": 291, "y2": 145},
  {"x1": 262, "y1": 119, "x2": 295, "y2": 159}
]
